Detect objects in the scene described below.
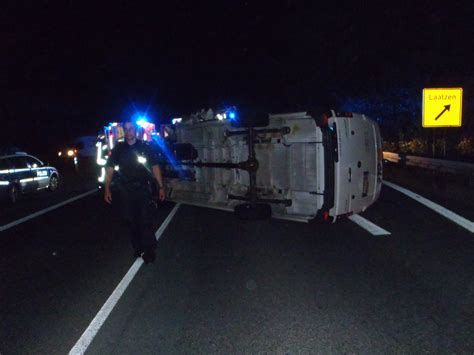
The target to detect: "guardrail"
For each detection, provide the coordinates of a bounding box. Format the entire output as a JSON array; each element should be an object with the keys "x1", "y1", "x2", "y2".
[{"x1": 383, "y1": 151, "x2": 474, "y2": 176}]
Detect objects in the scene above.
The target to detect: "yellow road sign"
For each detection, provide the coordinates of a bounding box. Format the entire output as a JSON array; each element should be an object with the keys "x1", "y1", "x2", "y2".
[{"x1": 422, "y1": 88, "x2": 463, "y2": 127}]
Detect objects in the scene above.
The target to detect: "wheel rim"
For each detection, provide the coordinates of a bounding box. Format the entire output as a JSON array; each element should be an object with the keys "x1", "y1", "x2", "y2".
[{"x1": 50, "y1": 176, "x2": 58, "y2": 190}]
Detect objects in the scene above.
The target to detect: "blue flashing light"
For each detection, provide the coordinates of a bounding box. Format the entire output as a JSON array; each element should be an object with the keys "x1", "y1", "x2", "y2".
[
  {"x1": 136, "y1": 118, "x2": 148, "y2": 127},
  {"x1": 229, "y1": 112, "x2": 236, "y2": 120},
  {"x1": 151, "y1": 135, "x2": 184, "y2": 178},
  {"x1": 132, "y1": 110, "x2": 152, "y2": 127}
]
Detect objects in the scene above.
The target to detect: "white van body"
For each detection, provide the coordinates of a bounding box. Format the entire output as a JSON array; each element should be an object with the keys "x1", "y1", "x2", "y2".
[{"x1": 163, "y1": 111, "x2": 383, "y2": 222}]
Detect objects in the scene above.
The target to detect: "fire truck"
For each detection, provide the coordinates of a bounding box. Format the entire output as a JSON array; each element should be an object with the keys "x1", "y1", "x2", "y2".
[
  {"x1": 97, "y1": 108, "x2": 383, "y2": 222},
  {"x1": 96, "y1": 119, "x2": 158, "y2": 184}
]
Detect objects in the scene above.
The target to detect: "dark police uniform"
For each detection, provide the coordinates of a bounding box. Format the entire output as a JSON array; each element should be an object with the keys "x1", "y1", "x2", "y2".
[{"x1": 106, "y1": 140, "x2": 160, "y2": 256}]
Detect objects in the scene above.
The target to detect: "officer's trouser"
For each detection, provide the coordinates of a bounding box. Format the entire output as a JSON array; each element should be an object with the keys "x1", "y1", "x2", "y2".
[{"x1": 119, "y1": 183, "x2": 157, "y2": 253}]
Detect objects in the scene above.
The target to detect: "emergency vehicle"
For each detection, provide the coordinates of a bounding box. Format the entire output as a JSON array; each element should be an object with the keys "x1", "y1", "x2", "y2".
[
  {"x1": 96, "y1": 120, "x2": 157, "y2": 184},
  {"x1": 0, "y1": 150, "x2": 60, "y2": 203},
  {"x1": 97, "y1": 109, "x2": 383, "y2": 222}
]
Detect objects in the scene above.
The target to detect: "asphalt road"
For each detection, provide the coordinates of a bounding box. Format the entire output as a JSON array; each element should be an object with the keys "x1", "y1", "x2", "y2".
[{"x1": 0, "y1": 163, "x2": 473, "y2": 354}]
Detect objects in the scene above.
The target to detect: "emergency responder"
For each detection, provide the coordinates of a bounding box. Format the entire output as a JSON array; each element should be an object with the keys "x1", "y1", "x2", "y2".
[{"x1": 103, "y1": 120, "x2": 165, "y2": 263}]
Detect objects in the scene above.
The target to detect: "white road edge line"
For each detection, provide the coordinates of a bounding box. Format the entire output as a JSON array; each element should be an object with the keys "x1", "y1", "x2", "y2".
[
  {"x1": 348, "y1": 214, "x2": 391, "y2": 236},
  {"x1": 383, "y1": 180, "x2": 474, "y2": 234},
  {"x1": 69, "y1": 203, "x2": 181, "y2": 355},
  {"x1": 0, "y1": 189, "x2": 98, "y2": 232}
]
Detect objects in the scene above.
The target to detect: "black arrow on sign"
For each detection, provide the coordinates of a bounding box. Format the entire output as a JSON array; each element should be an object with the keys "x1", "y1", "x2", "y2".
[{"x1": 434, "y1": 104, "x2": 451, "y2": 121}]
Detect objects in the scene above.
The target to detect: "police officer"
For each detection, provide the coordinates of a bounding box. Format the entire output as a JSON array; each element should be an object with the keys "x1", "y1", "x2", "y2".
[{"x1": 103, "y1": 120, "x2": 165, "y2": 263}]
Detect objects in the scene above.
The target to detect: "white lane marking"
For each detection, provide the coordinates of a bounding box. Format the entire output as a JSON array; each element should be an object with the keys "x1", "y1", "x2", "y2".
[
  {"x1": 155, "y1": 203, "x2": 182, "y2": 239},
  {"x1": 348, "y1": 214, "x2": 391, "y2": 236},
  {"x1": 69, "y1": 203, "x2": 181, "y2": 355},
  {"x1": 383, "y1": 180, "x2": 474, "y2": 234},
  {"x1": 69, "y1": 258, "x2": 143, "y2": 355},
  {"x1": 0, "y1": 189, "x2": 98, "y2": 232}
]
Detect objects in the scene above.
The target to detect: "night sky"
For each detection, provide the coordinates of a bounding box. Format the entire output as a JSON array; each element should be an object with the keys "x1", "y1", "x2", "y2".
[{"x1": 1, "y1": 1, "x2": 473, "y2": 153}]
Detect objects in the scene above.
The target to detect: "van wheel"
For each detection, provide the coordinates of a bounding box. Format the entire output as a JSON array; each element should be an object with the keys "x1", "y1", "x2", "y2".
[
  {"x1": 49, "y1": 175, "x2": 59, "y2": 191},
  {"x1": 234, "y1": 203, "x2": 272, "y2": 220},
  {"x1": 8, "y1": 184, "x2": 19, "y2": 204}
]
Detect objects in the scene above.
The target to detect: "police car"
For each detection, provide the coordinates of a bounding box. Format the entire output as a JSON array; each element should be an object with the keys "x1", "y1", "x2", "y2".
[{"x1": 0, "y1": 151, "x2": 60, "y2": 203}]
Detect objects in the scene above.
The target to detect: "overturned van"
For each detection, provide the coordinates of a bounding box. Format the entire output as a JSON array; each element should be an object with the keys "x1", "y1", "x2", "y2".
[{"x1": 160, "y1": 110, "x2": 383, "y2": 222}]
